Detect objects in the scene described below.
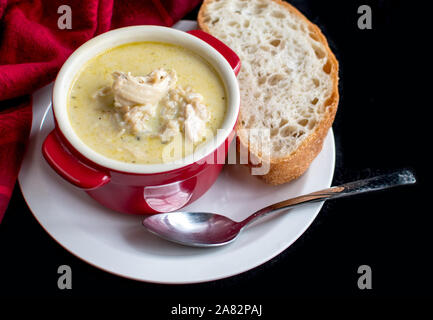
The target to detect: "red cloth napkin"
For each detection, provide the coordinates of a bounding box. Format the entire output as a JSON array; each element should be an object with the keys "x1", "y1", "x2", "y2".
[{"x1": 0, "y1": 0, "x2": 202, "y2": 222}]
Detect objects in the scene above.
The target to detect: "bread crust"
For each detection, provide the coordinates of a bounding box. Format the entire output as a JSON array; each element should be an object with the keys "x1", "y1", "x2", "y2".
[{"x1": 198, "y1": 0, "x2": 339, "y2": 185}]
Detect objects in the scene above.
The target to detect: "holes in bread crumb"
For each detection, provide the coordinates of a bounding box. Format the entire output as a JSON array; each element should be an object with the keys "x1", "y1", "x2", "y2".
[
  {"x1": 254, "y1": 92, "x2": 261, "y2": 99},
  {"x1": 260, "y1": 45, "x2": 270, "y2": 52},
  {"x1": 309, "y1": 32, "x2": 319, "y2": 41},
  {"x1": 324, "y1": 93, "x2": 336, "y2": 106},
  {"x1": 294, "y1": 131, "x2": 305, "y2": 138},
  {"x1": 311, "y1": 97, "x2": 319, "y2": 105},
  {"x1": 270, "y1": 128, "x2": 279, "y2": 137},
  {"x1": 268, "y1": 74, "x2": 284, "y2": 86},
  {"x1": 280, "y1": 125, "x2": 296, "y2": 137},
  {"x1": 211, "y1": 18, "x2": 220, "y2": 25},
  {"x1": 279, "y1": 119, "x2": 288, "y2": 128},
  {"x1": 256, "y1": 3, "x2": 268, "y2": 9},
  {"x1": 243, "y1": 20, "x2": 250, "y2": 28},
  {"x1": 203, "y1": 16, "x2": 211, "y2": 24},
  {"x1": 228, "y1": 21, "x2": 239, "y2": 27},
  {"x1": 312, "y1": 78, "x2": 320, "y2": 87},
  {"x1": 288, "y1": 23, "x2": 298, "y2": 30},
  {"x1": 313, "y1": 46, "x2": 325, "y2": 59},
  {"x1": 298, "y1": 119, "x2": 308, "y2": 127},
  {"x1": 272, "y1": 11, "x2": 286, "y2": 19},
  {"x1": 307, "y1": 119, "x2": 316, "y2": 130},
  {"x1": 270, "y1": 39, "x2": 281, "y2": 47},
  {"x1": 323, "y1": 60, "x2": 332, "y2": 74}
]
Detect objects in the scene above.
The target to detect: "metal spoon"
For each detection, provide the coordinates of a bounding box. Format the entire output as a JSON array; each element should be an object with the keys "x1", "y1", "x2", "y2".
[{"x1": 142, "y1": 169, "x2": 416, "y2": 247}]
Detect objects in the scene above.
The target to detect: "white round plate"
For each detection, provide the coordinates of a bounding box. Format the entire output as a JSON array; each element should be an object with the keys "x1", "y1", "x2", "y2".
[{"x1": 18, "y1": 21, "x2": 335, "y2": 284}]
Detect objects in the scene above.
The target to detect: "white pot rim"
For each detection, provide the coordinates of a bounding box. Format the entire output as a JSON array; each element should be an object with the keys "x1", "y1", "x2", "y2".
[{"x1": 53, "y1": 25, "x2": 240, "y2": 174}]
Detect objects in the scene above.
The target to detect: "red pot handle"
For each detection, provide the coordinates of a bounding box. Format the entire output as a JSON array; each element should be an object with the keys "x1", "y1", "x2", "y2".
[
  {"x1": 42, "y1": 130, "x2": 111, "y2": 190},
  {"x1": 187, "y1": 30, "x2": 241, "y2": 76}
]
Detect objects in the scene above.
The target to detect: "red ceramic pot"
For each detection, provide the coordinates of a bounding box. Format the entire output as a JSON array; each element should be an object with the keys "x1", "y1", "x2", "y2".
[{"x1": 42, "y1": 26, "x2": 240, "y2": 214}]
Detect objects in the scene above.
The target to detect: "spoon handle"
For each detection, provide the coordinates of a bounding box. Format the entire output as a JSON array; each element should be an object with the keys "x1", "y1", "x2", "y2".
[{"x1": 240, "y1": 169, "x2": 416, "y2": 227}]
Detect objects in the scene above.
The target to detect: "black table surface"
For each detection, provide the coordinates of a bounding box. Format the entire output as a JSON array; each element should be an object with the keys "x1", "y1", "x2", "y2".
[{"x1": 0, "y1": 0, "x2": 430, "y2": 302}]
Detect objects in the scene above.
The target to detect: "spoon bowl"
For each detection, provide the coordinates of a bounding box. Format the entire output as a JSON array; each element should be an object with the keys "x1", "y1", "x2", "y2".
[{"x1": 142, "y1": 212, "x2": 242, "y2": 247}]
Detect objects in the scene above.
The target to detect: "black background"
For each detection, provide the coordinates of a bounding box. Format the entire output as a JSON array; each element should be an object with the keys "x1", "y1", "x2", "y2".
[{"x1": 0, "y1": 0, "x2": 430, "y2": 305}]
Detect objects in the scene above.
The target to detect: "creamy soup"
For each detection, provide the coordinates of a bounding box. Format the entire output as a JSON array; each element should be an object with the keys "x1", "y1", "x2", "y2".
[{"x1": 67, "y1": 42, "x2": 227, "y2": 164}]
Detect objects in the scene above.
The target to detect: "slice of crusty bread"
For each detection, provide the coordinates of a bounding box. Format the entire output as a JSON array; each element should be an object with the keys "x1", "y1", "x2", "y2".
[{"x1": 198, "y1": 0, "x2": 339, "y2": 185}]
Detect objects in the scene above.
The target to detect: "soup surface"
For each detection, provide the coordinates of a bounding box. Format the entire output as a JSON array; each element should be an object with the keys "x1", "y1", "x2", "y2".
[{"x1": 67, "y1": 42, "x2": 227, "y2": 164}]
